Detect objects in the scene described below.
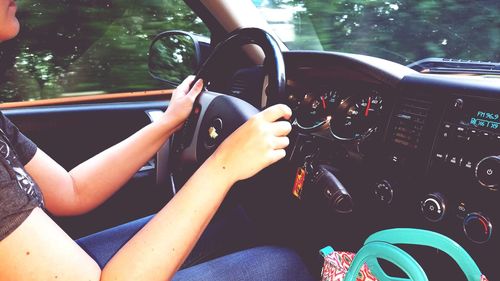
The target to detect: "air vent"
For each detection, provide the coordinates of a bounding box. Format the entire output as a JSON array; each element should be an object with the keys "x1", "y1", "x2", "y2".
[
  {"x1": 228, "y1": 66, "x2": 265, "y2": 107},
  {"x1": 230, "y1": 78, "x2": 247, "y2": 97},
  {"x1": 391, "y1": 97, "x2": 432, "y2": 150}
]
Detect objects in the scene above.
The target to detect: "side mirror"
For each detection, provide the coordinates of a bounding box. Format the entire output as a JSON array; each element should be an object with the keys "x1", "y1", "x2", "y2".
[{"x1": 148, "y1": 30, "x2": 201, "y2": 86}]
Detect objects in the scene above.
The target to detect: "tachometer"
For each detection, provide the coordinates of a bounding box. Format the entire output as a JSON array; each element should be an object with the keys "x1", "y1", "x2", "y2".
[{"x1": 330, "y1": 93, "x2": 383, "y2": 140}]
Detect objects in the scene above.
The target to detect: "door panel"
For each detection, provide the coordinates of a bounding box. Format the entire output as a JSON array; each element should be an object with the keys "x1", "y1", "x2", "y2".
[{"x1": 3, "y1": 100, "x2": 173, "y2": 238}]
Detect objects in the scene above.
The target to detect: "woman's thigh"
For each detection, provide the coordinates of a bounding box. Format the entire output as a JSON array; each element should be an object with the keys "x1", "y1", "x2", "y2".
[
  {"x1": 76, "y1": 215, "x2": 153, "y2": 268},
  {"x1": 76, "y1": 204, "x2": 257, "y2": 268},
  {"x1": 173, "y1": 246, "x2": 315, "y2": 281}
]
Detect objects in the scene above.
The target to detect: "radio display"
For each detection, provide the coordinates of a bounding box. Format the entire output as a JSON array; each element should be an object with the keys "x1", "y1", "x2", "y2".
[
  {"x1": 448, "y1": 97, "x2": 500, "y2": 133},
  {"x1": 469, "y1": 111, "x2": 500, "y2": 130}
]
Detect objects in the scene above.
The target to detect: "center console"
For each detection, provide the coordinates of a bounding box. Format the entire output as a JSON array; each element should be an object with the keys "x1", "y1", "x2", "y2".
[
  {"x1": 427, "y1": 96, "x2": 500, "y2": 244},
  {"x1": 340, "y1": 82, "x2": 500, "y2": 279}
]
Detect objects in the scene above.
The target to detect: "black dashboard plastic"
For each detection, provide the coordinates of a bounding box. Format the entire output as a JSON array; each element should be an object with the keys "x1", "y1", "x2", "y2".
[{"x1": 276, "y1": 51, "x2": 500, "y2": 280}]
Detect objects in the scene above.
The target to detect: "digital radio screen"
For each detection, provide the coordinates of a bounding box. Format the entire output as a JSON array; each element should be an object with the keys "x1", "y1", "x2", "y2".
[
  {"x1": 448, "y1": 97, "x2": 500, "y2": 133},
  {"x1": 469, "y1": 111, "x2": 499, "y2": 131}
]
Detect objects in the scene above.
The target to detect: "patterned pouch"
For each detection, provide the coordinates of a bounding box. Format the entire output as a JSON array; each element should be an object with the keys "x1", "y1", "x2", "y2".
[
  {"x1": 320, "y1": 228, "x2": 489, "y2": 281},
  {"x1": 321, "y1": 250, "x2": 378, "y2": 281}
]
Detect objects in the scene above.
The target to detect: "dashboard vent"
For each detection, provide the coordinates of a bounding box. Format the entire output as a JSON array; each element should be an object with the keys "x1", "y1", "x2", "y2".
[
  {"x1": 228, "y1": 66, "x2": 265, "y2": 107},
  {"x1": 230, "y1": 78, "x2": 247, "y2": 97},
  {"x1": 391, "y1": 97, "x2": 432, "y2": 150}
]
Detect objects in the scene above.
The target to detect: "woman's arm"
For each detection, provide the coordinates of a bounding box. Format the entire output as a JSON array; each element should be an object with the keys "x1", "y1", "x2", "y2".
[
  {"x1": 25, "y1": 77, "x2": 203, "y2": 216},
  {"x1": 0, "y1": 104, "x2": 292, "y2": 281},
  {"x1": 0, "y1": 208, "x2": 101, "y2": 281}
]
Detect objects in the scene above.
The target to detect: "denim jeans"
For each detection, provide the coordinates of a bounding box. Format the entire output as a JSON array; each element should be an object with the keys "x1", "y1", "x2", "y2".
[{"x1": 76, "y1": 205, "x2": 314, "y2": 280}]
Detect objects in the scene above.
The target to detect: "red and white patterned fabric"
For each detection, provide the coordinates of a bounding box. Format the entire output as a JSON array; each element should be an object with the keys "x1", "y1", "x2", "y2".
[
  {"x1": 321, "y1": 251, "x2": 490, "y2": 281},
  {"x1": 321, "y1": 251, "x2": 378, "y2": 281}
]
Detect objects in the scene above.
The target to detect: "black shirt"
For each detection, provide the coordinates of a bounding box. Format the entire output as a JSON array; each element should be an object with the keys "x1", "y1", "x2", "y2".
[{"x1": 0, "y1": 112, "x2": 42, "y2": 241}]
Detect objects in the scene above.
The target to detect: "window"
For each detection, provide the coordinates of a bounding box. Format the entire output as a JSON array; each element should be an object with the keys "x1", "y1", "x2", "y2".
[
  {"x1": 253, "y1": 0, "x2": 499, "y2": 65},
  {"x1": 0, "y1": 0, "x2": 209, "y2": 103}
]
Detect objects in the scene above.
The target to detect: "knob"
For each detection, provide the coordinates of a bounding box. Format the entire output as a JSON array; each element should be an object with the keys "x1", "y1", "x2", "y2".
[
  {"x1": 453, "y1": 98, "x2": 464, "y2": 110},
  {"x1": 475, "y1": 156, "x2": 500, "y2": 190},
  {"x1": 463, "y1": 212, "x2": 492, "y2": 244},
  {"x1": 421, "y1": 193, "x2": 446, "y2": 222},
  {"x1": 374, "y1": 180, "x2": 394, "y2": 205}
]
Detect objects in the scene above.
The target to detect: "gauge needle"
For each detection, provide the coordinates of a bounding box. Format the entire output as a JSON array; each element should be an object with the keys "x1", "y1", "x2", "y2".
[
  {"x1": 364, "y1": 97, "x2": 372, "y2": 117},
  {"x1": 321, "y1": 96, "x2": 326, "y2": 109}
]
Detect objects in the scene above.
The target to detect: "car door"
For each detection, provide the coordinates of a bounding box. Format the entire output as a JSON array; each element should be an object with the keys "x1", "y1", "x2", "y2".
[
  {"x1": 0, "y1": 0, "x2": 211, "y2": 239},
  {"x1": 2, "y1": 95, "x2": 174, "y2": 238}
]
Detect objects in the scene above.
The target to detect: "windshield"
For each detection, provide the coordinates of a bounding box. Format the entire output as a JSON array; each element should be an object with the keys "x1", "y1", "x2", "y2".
[{"x1": 252, "y1": 0, "x2": 499, "y2": 65}]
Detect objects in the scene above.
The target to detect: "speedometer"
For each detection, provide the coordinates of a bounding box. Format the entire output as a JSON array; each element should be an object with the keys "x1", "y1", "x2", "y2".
[
  {"x1": 330, "y1": 93, "x2": 383, "y2": 140},
  {"x1": 293, "y1": 90, "x2": 339, "y2": 130}
]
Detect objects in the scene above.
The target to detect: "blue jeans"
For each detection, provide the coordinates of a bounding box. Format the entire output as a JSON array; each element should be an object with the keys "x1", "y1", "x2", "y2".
[{"x1": 76, "y1": 206, "x2": 314, "y2": 280}]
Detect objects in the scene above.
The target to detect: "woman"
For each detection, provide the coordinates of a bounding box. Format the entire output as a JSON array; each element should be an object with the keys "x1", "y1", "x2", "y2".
[{"x1": 0, "y1": 1, "x2": 314, "y2": 280}]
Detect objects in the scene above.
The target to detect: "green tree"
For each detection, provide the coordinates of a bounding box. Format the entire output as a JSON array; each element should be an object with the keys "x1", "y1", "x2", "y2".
[
  {"x1": 0, "y1": 0, "x2": 209, "y2": 102},
  {"x1": 268, "y1": 0, "x2": 499, "y2": 64}
]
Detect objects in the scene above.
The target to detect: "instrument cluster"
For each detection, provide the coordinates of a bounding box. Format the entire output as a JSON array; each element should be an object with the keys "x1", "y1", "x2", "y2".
[{"x1": 286, "y1": 81, "x2": 387, "y2": 141}]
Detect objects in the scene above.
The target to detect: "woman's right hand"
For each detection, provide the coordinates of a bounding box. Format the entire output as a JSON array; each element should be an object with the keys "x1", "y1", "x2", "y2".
[{"x1": 209, "y1": 104, "x2": 293, "y2": 183}]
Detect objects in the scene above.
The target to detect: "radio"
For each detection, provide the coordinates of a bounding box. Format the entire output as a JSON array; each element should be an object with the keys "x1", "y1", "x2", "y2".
[
  {"x1": 423, "y1": 96, "x2": 499, "y2": 244},
  {"x1": 432, "y1": 96, "x2": 500, "y2": 190}
]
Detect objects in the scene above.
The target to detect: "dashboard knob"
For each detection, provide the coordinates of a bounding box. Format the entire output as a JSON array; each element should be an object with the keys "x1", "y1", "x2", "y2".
[
  {"x1": 421, "y1": 193, "x2": 446, "y2": 222},
  {"x1": 374, "y1": 180, "x2": 394, "y2": 205},
  {"x1": 453, "y1": 98, "x2": 464, "y2": 110},
  {"x1": 475, "y1": 156, "x2": 500, "y2": 190},
  {"x1": 463, "y1": 212, "x2": 492, "y2": 244}
]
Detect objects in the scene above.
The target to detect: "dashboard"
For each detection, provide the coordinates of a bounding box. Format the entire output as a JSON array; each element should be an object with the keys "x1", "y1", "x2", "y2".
[{"x1": 252, "y1": 51, "x2": 500, "y2": 280}]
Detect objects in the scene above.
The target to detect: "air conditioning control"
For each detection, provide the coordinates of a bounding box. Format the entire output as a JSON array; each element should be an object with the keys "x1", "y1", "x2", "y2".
[
  {"x1": 421, "y1": 192, "x2": 446, "y2": 222},
  {"x1": 374, "y1": 180, "x2": 394, "y2": 205},
  {"x1": 475, "y1": 156, "x2": 500, "y2": 190},
  {"x1": 463, "y1": 212, "x2": 492, "y2": 244}
]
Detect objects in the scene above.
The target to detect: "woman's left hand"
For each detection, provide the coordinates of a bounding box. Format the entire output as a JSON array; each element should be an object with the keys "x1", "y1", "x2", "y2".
[{"x1": 162, "y1": 76, "x2": 204, "y2": 131}]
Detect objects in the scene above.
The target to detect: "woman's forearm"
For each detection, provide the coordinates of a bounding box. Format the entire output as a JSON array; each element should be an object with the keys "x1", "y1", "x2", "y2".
[
  {"x1": 67, "y1": 116, "x2": 177, "y2": 214},
  {"x1": 101, "y1": 154, "x2": 235, "y2": 281},
  {"x1": 28, "y1": 78, "x2": 204, "y2": 216}
]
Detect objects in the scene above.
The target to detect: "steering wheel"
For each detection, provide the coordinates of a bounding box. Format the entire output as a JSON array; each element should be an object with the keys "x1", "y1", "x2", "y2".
[{"x1": 171, "y1": 27, "x2": 287, "y2": 169}]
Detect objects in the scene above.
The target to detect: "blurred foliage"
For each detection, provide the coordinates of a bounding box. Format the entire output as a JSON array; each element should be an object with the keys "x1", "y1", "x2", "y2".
[
  {"x1": 0, "y1": 0, "x2": 208, "y2": 102},
  {"x1": 149, "y1": 34, "x2": 197, "y2": 85},
  {"x1": 256, "y1": 0, "x2": 499, "y2": 65},
  {"x1": 2, "y1": 0, "x2": 498, "y2": 103}
]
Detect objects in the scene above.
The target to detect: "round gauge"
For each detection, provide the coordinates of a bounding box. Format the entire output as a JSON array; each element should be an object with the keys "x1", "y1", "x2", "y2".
[
  {"x1": 293, "y1": 90, "x2": 340, "y2": 130},
  {"x1": 322, "y1": 90, "x2": 340, "y2": 112},
  {"x1": 330, "y1": 93, "x2": 383, "y2": 140}
]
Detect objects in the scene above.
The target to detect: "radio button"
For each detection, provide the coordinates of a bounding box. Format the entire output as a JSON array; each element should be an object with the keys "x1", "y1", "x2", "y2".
[
  {"x1": 449, "y1": 156, "x2": 459, "y2": 166},
  {"x1": 441, "y1": 123, "x2": 453, "y2": 139},
  {"x1": 475, "y1": 156, "x2": 500, "y2": 190},
  {"x1": 479, "y1": 131, "x2": 493, "y2": 143},
  {"x1": 463, "y1": 159, "x2": 474, "y2": 169},
  {"x1": 456, "y1": 202, "x2": 467, "y2": 219},
  {"x1": 455, "y1": 126, "x2": 469, "y2": 143},
  {"x1": 468, "y1": 129, "x2": 479, "y2": 141},
  {"x1": 435, "y1": 153, "x2": 445, "y2": 161}
]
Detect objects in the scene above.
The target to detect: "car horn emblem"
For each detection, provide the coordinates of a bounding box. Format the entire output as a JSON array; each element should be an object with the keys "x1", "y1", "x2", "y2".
[{"x1": 208, "y1": 126, "x2": 219, "y2": 140}]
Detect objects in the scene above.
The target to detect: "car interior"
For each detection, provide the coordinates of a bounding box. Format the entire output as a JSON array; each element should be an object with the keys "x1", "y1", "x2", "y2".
[{"x1": 1, "y1": 0, "x2": 499, "y2": 280}]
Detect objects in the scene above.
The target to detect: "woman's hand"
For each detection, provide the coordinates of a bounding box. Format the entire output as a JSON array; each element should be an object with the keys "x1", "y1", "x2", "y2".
[
  {"x1": 209, "y1": 104, "x2": 293, "y2": 183},
  {"x1": 162, "y1": 76, "x2": 204, "y2": 131}
]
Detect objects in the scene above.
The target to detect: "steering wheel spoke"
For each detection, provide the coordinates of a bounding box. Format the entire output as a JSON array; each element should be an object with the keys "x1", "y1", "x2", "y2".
[{"x1": 175, "y1": 91, "x2": 260, "y2": 166}]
